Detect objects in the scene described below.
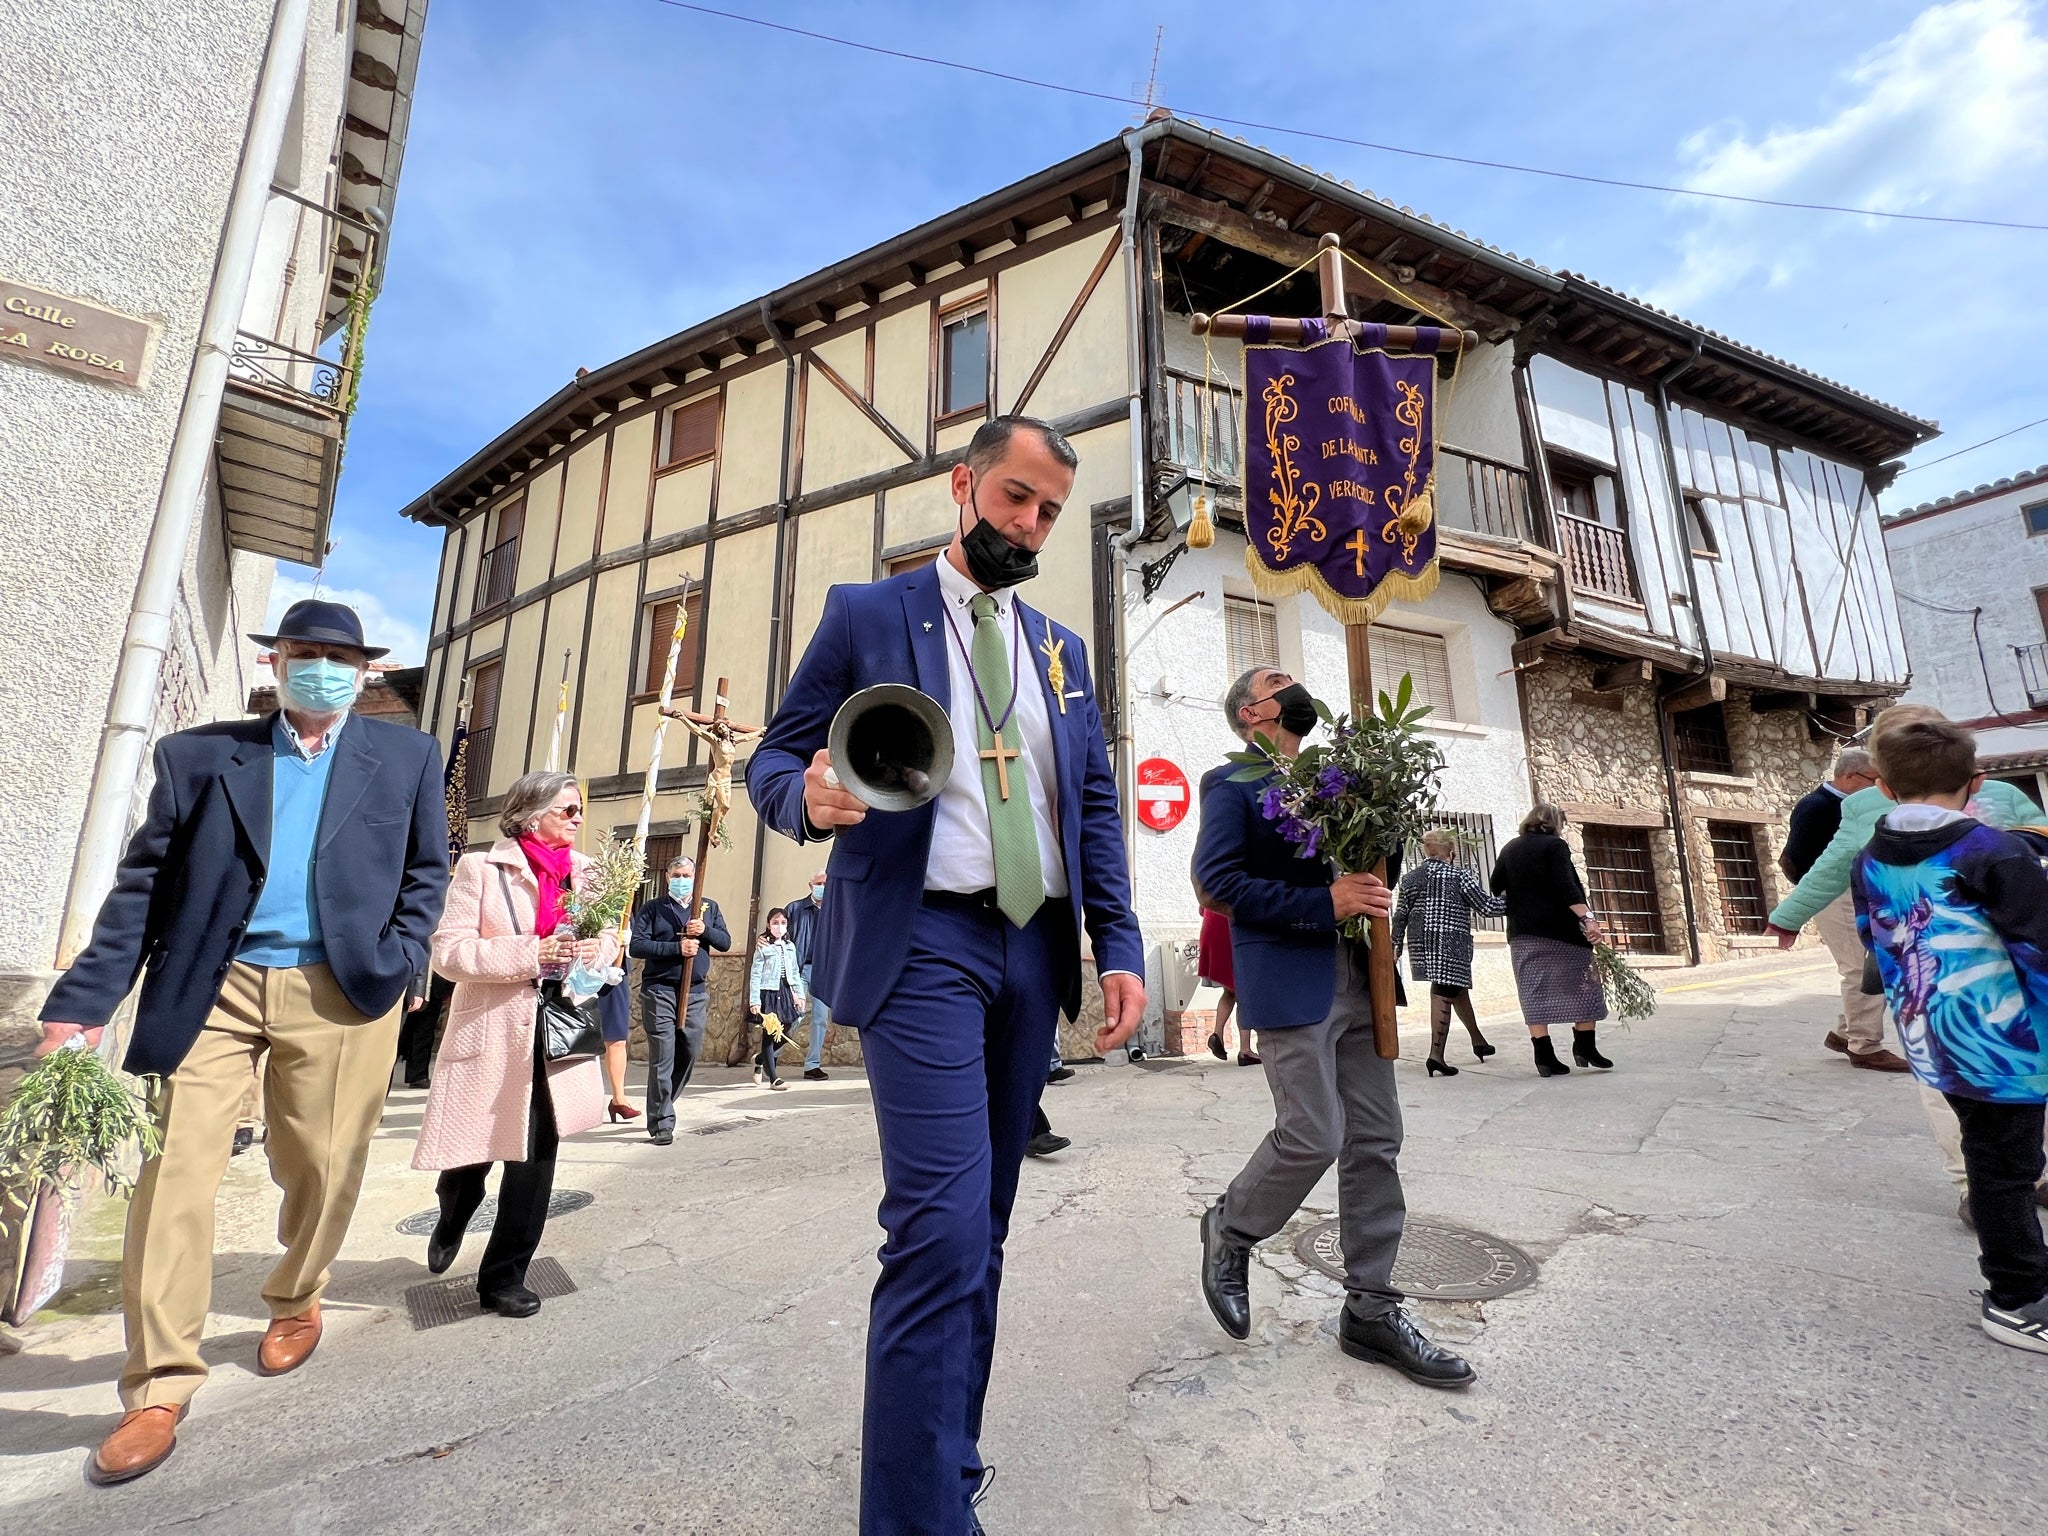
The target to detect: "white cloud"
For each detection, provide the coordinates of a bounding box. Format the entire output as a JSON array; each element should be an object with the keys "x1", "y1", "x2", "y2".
[
  {"x1": 1648, "y1": 0, "x2": 2048, "y2": 311},
  {"x1": 265, "y1": 576, "x2": 428, "y2": 667}
]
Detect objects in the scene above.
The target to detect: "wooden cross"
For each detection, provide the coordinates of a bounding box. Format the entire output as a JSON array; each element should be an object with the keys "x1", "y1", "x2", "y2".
[
  {"x1": 1347, "y1": 527, "x2": 1371, "y2": 578},
  {"x1": 980, "y1": 730, "x2": 1021, "y2": 801},
  {"x1": 658, "y1": 676, "x2": 762, "y2": 931}
]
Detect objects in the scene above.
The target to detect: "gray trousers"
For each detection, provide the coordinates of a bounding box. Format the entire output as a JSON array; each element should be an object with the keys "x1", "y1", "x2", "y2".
[
  {"x1": 1221, "y1": 942, "x2": 1406, "y2": 1319},
  {"x1": 643, "y1": 980, "x2": 709, "y2": 1133}
]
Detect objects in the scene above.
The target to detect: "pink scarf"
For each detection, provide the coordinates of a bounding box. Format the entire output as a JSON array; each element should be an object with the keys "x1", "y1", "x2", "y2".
[{"x1": 519, "y1": 835, "x2": 575, "y2": 934}]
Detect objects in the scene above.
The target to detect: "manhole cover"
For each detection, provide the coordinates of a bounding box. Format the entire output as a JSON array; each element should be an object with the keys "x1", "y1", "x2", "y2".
[
  {"x1": 1294, "y1": 1217, "x2": 1537, "y2": 1300},
  {"x1": 395, "y1": 1189, "x2": 595, "y2": 1237},
  {"x1": 402, "y1": 1256, "x2": 578, "y2": 1330}
]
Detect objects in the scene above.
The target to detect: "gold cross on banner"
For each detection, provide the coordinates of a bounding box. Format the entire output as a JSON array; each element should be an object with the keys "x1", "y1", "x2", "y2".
[
  {"x1": 1347, "y1": 527, "x2": 1371, "y2": 577},
  {"x1": 980, "y1": 730, "x2": 1021, "y2": 801}
]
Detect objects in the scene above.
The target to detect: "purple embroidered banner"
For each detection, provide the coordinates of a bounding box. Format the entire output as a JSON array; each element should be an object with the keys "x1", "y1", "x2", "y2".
[{"x1": 1240, "y1": 321, "x2": 1442, "y2": 622}]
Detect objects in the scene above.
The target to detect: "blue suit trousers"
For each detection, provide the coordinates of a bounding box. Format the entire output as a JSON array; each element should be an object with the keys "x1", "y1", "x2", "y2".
[{"x1": 858, "y1": 894, "x2": 1073, "y2": 1536}]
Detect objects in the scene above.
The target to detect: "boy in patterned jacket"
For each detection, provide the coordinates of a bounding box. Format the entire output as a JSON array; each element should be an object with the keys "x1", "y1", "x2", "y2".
[{"x1": 1851, "y1": 715, "x2": 2048, "y2": 1354}]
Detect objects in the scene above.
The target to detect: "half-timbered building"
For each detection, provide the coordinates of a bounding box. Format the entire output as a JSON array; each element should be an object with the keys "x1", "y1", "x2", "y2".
[{"x1": 403, "y1": 114, "x2": 1935, "y2": 1048}]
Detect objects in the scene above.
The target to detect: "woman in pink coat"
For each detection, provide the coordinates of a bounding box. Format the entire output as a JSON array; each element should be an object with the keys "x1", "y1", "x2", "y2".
[{"x1": 413, "y1": 771, "x2": 618, "y2": 1316}]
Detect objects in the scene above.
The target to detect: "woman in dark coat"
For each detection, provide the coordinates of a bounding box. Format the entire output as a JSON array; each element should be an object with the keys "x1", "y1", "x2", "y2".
[
  {"x1": 1488, "y1": 803, "x2": 1613, "y2": 1078},
  {"x1": 1393, "y1": 828, "x2": 1506, "y2": 1077}
]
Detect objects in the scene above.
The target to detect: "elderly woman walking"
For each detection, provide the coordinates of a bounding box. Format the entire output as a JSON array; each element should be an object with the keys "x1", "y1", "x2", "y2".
[
  {"x1": 1393, "y1": 828, "x2": 1507, "y2": 1077},
  {"x1": 413, "y1": 772, "x2": 618, "y2": 1316},
  {"x1": 1490, "y1": 804, "x2": 1612, "y2": 1078}
]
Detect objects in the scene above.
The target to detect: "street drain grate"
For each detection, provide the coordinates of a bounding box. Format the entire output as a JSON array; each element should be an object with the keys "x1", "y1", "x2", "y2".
[
  {"x1": 1294, "y1": 1217, "x2": 1537, "y2": 1300},
  {"x1": 402, "y1": 1257, "x2": 578, "y2": 1330},
  {"x1": 395, "y1": 1189, "x2": 595, "y2": 1237}
]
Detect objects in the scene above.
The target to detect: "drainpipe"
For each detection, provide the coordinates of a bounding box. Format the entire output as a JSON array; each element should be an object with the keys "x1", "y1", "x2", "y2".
[
  {"x1": 738, "y1": 299, "x2": 800, "y2": 1053},
  {"x1": 1652, "y1": 337, "x2": 1708, "y2": 965},
  {"x1": 56, "y1": 0, "x2": 314, "y2": 967}
]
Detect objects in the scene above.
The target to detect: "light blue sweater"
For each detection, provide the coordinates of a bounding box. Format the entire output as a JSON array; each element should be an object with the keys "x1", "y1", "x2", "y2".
[{"x1": 238, "y1": 716, "x2": 341, "y2": 967}]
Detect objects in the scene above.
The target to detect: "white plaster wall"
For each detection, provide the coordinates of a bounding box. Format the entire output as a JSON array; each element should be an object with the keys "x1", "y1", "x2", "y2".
[
  {"x1": 1123, "y1": 529, "x2": 1533, "y2": 1000},
  {"x1": 1886, "y1": 481, "x2": 2048, "y2": 754}
]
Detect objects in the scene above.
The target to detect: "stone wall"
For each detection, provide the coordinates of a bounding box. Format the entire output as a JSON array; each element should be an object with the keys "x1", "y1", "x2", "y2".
[{"x1": 1521, "y1": 656, "x2": 1829, "y2": 965}]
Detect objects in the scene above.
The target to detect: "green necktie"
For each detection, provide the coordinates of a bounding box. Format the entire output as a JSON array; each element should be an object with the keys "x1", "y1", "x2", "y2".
[{"x1": 969, "y1": 593, "x2": 1046, "y2": 928}]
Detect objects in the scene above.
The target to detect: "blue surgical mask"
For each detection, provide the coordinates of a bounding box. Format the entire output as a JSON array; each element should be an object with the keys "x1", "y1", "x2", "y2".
[
  {"x1": 280, "y1": 657, "x2": 361, "y2": 712},
  {"x1": 668, "y1": 877, "x2": 693, "y2": 901}
]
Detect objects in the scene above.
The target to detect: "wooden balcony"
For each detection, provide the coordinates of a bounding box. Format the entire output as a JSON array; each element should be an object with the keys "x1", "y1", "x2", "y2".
[
  {"x1": 1438, "y1": 448, "x2": 1534, "y2": 544},
  {"x1": 1163, "y1": 367, "x2": 1242, "y2": 480},
  {"x1": 1555, "y1": 511, "x2": 1640, "y2": 603}
]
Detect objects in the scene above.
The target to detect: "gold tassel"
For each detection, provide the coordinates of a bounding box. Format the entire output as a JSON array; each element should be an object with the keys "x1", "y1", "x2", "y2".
[{"x1": 1186, "y1": 492, "x2": 1215, "y2": 550}]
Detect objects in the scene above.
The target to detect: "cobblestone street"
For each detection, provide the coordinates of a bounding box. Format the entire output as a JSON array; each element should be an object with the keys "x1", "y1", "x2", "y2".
[{"x1": 2, "y1": 956, "x2": 2037, "y2": 1534}]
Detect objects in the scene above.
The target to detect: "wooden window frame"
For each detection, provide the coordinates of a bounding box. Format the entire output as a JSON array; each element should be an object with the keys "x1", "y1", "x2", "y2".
[
  {"x1": 1580, "y1": 824, "x2": 1671, "y2": 955},
  {"x1": 934, "y1": 292, "x2": 992, "y2": 428},
  {"x1": 463, "y1": 657, "x2": 504, "y2": 810},
  {"x1": 1672, "y1": 702, "x2": 1737, "y2": 776},
  {"x1": 471, "y1": 495, "x2": 524, "y2": 617},
  {"x1": 884, "y1": 545, "x2": 944, "y2": 578},
  {"x1": 1683, "y1": 492, "x2": 1721, "y2": 559},
  {"x1": 660, "y1": 392, "x2": 721, "y2": 473},
  {"x1": 631, "y1": 587, "x2": 703, "y2": 703}
]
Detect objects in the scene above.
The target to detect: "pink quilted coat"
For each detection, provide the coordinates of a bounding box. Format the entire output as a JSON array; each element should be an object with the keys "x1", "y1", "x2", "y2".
[{"x1": 412, "y1": 840, "x2": 619, "y2": 1171}]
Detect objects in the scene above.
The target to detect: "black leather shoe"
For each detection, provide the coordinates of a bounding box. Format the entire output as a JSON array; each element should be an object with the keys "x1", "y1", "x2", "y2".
[
  {"x1": 479, "y1": 1284, "x2": 541, "y2": 1318},
  {"x1": 1200, "y1": 1201, "x2": 1252, "y2": 1340},
  {"x1": 1046, "y1": 1065, "x2": 1075, "y2": 1085},
  {"x1": 1339, "y1": 1307, "x2": 1475, "y2": 1388},
  {"x1": 1025, "y1": 1131, "x2": 1071, "y2": 1158},
  {"x1": 426, "y1": 1216, "x2": 465, "y2": 1276},
  {"x1": 650, "y1": 1128, "x2": 674, "y2": 1146}
]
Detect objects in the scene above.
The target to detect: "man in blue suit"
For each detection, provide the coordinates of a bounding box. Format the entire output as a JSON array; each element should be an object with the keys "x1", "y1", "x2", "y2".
[
  {"x1": 750, "y1": 416, "x2": 1145, "y2": 1535},
  {"x1": 38, "y1": 600, "x2": 448, "y2": 1485},
  {"x1": 1191, "y1": 664, "x2": 1474, "y2": 1389}
]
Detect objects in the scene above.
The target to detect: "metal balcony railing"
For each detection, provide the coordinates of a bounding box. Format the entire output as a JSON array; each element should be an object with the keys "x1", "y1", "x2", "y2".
[
  {"x1": 473, "y1": 540, "x2": 519, "y2": 614},
  {"x1": 1555, "y1": 511, "x2": 1640, "y2": 602},
  {"x1": 2017, "y1": 642, "x2": 2048, "y2": 708},
  {"x1": 227, "y1": 332, "x2": 354, "y2": 414}
]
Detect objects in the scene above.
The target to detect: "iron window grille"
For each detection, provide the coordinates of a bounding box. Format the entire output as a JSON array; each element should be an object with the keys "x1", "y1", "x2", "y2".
[
  {"x1": 1580, "y1": 825, "x2": 1671, "y2": 954},
  {"x1": 1403, "y1": 811, "x2": 1503, "y2": 932},
  {"x1": 1672, "y1": 703, "x2": 1736, "y2": 776},
  {"x1": 1706, "y1": 821, "x2": 1770, "y2": 935}
]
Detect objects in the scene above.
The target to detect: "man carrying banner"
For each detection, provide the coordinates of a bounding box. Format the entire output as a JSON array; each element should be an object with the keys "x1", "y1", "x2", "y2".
[{"x1": 749, "y1": 415, "x2": 1145, "y2": 1535}]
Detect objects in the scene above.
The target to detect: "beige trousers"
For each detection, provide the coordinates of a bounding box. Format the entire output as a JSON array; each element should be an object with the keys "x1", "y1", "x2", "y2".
[
  {"x1": 119, "y1": 961, "x2": 400, "y2": 1410},
  {"x1": 1812, "y1": 893, "x2": 1888, "y2": 1054}
]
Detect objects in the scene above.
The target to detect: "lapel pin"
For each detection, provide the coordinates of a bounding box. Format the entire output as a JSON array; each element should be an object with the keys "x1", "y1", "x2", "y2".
[{"x1": 922, "y1": 621, "x2": 933, "y2": 632}]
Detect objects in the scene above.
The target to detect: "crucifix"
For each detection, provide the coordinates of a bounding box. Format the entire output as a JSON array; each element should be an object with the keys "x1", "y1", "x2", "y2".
[
  {"x1": 659, "y1": 676, "x2": 763, "y2": 930},
  {"x1": 980, "y1": 732, "x2": 1022, "y2": 801},
  {"x1": 1191, "y1": 233, "x2": 1474, "y2": 1059}
]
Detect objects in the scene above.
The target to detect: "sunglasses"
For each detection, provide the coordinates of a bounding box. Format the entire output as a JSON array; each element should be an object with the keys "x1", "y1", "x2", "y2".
[{"x1": 555, "y1": 804, "x2": 585, "y2": 819}]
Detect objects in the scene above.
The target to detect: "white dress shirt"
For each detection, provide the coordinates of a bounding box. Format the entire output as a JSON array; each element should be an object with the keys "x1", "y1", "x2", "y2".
[{"x1": 925, "y1": 554, "x2": 1069, "y2": 900}]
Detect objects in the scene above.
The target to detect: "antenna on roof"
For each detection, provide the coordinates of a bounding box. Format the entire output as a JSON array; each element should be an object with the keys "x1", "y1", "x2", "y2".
[{"x1": 1132, "y1": 24, "x2": 1164, "y2": 123}]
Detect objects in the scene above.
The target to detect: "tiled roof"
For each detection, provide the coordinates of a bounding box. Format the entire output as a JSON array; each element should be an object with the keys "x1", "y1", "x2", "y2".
[{"x1": 1892, "y1": 462, "x2": 2048, "y2": 520}]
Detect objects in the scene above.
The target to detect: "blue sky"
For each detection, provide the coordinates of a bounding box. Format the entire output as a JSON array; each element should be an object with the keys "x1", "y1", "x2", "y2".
[{"x1": 287, "y1": 0, "x2": 2048, "y2": 662}]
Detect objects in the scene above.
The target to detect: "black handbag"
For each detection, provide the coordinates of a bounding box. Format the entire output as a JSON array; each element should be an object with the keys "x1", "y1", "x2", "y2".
[{"x1": 498, "y1": 866, "x2": 604, "y2": 1061}]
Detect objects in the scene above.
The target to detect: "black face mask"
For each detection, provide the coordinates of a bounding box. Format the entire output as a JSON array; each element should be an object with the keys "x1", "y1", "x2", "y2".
[
  {"x1": 1252, "y1": 682, "x2": 1319, "y2": 737},
  {"x1": 958, "y1": 478, "x2": 1038, "y2": 590}
]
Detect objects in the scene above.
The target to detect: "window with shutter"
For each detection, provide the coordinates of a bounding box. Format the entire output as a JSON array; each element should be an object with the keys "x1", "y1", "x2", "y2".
[
  {"x1": 473, "y1": 496, "x2": 524, "y2": 614},
  {"x1": 666, "y1": 394, "x2": 720, "y2": 468},
  {"x1": 464, "y1": 659, "x2": 502, "y2": 810},
  {"x1": 1224, "y1": 595, "x2": 1278, "y2": 681},
  {"x1": 641, "y1": 590, "x2": 702, "y2": 696},
  {"x1": 1369, "y1": 626, "x2": 1456, "y2": 720}
]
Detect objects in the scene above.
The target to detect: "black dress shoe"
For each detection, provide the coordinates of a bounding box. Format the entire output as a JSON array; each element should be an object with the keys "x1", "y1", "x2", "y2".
[
  {"x1": 650, "y1": 1128, "x2": 674, "y2": 1146},
  {"x1": 479, "y1": 1284, "x2": 541, "y2": 1318},
  {"x1": 1339, "y1": 1307, "x2": 1475, "y2": 1388},
  {"x1": 1046, "y1": 1065, "x2": 1075, "y2": 1084},
  {"x1": 1200, "y1": 1201, "x2": 1252, "y2": 1340},
  {"x1": 804, "y1": 1067, "x2": 830, "y2": 1081},
  {"x1": 426, "y1": 1216, "x2": 465, "y2": 1275},
  {"x1": 1025, "y1": 1131, "x2": 1071, "y2": 1158}
]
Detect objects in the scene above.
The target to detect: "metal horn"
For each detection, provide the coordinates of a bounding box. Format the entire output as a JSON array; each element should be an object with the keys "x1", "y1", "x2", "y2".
[{"x1": 826, "y1": 684, "x2": 954, "y2": 811}]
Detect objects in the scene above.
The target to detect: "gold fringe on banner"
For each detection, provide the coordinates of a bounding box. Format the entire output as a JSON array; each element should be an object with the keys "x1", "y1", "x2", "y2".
[{"x1": 1242, "y1": 539, "x2": 1443, "y2": 626}]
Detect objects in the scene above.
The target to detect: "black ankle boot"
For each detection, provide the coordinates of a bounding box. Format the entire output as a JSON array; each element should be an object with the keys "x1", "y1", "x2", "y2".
[
  {"x1": 1532, "y1": 1035, "x2": 1570, "y2": 1077},
  {"x1": 1571, "y1": 1028, "x2": 1613, "y2": 1069}
]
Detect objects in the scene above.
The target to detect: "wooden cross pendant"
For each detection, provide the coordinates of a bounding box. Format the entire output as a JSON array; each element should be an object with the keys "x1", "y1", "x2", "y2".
[
  {"x1": 980, "y1": 730, "x2": 1021, "y2": 801},
  {"x1": 1347, "y1": 527, "x2": 1371, "y2": 577}
]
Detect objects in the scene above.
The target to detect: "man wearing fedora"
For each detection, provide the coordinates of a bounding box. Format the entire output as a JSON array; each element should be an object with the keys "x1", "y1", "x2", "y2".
[{"x1": 38, "y1": 600, "x2": 449, "y2": 1485}]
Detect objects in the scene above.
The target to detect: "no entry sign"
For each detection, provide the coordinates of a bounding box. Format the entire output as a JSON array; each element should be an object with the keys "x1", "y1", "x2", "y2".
[{"x1": 1135, "y1": 757, "x2": 1192, "y2": 833}]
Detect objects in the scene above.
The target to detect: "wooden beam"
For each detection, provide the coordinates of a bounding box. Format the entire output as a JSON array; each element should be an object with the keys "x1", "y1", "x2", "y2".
[
  {"x1": 1559, "y1": 800, "x2": 1666, "y2": 830},
  {"x1": 1244, "y1": 177, "x2": 1277, "y2": 216},
  {"x1": 1293, "y1": 197, "x2": 1322, "y2": 232},
  {"x1": 1571, "y1": 688, "x2": 1627, "y2": 713},
  {"x1": 1512, "y1": 626, "x2": 1576, "y2": 666},
  {"x1": 1592, "y1": 659, "x2": 1654, "y2": 691},
  {"x1": 808, "y1": 350, "x2": 919, "y2": 463},
  {"x1": 1013, "y1": 230, "x2": 1123, "y2": 416},
  {"x1": 1751, "y1": 689, "x2": 1818, "y2": 713},
  {"x1": 1662, "y1": 676, "x2": 1728, "y2": 713}
]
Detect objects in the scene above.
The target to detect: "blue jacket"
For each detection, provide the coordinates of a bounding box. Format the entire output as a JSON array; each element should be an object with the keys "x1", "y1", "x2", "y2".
[
  {"x1": 628, "y1": 895, "x2": 730, "y2": 989},
  {"x1": 1191, "y1": 760, "x2": 1341, "y2": 1030},
  {"x1": 43, "y1": 713, "x2": 448, "y2": 1077},
  {"x1": 1853, "y1": 816, "x2": 2048, "y2": 1103},
  {"x1": 746, "y1": 566, "x2": 1144, "y2": 1028}
]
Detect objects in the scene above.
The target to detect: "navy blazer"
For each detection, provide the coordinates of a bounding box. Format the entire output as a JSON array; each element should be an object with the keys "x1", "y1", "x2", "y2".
[
  {"x1": 43, "y1": 713, "x2": 448, "y2": 1077},
  {"x1": 747, "y1": 565, "x2": 1144, "y2": 1029},
  {"x1": 1191, "y1": 760, "x2": 1341, "y2": 1030}
]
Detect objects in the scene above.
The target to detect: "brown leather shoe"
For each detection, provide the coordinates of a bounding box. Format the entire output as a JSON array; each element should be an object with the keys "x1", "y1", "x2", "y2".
[
  {"x1": 1823, "y1": 1031, "x2": 1850, "y2": 1054},
  {"x1": 87, "y1": 1404, "x2": 186, "y2": 1486},
  {"x1": 1849, "y1": 1047, "x2": 1911, "y2": 1073},
  {"x1": 258, "y1": 1303, "x2": 322, "y2": 1376}
]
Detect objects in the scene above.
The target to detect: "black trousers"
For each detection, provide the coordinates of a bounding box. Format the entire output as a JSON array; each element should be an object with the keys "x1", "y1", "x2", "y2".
[
  {"x1": 397, "y1": 973, "x2": 456, "y2": 1087},
  {"x1": 1948, "y1": 1095, "x2": 2048, "y2": 1310},
  {"x1": 437, "y1": 1032, "x2": 561, "y2": 1298}
]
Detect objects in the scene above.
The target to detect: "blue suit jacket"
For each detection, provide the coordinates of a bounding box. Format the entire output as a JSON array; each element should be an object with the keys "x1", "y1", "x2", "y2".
[
  {"x1": 43, "y1": 713, "x2": 449, "y2": 1077},
  {"x1": 1191, "y1": 760, "x2": 1340, "y2": 1030},
  {"x1": 747, "y1": 565, "x2": 1144, "y2": 1029}
]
